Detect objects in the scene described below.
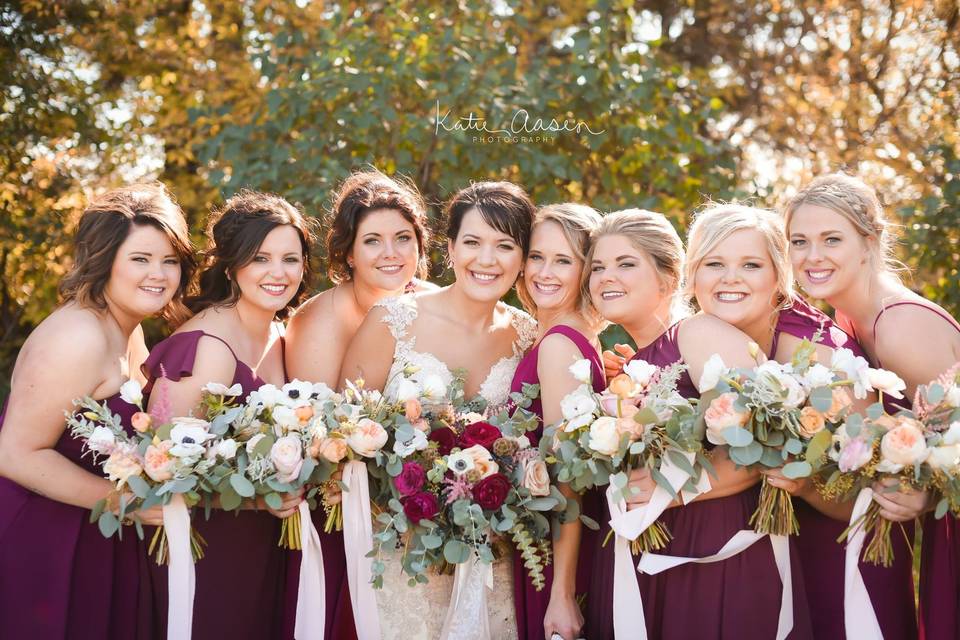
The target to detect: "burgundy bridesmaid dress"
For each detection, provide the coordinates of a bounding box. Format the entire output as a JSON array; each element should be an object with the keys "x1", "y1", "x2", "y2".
[
  {"x1": 0, "y1": 394, "x2": 155, "y2": 639},
  {"x1": 775, "y1": 297, "x2": 917, "y2": 640},
  {"x1": 583, "y1": 321, "x2": 813, "y2": 640},
  {"x1": 508, "y1": 324, "x2": 605, "y2": 640},
  {"x1": 142, "y1": 331, "x2": 288, "y2": 640}
]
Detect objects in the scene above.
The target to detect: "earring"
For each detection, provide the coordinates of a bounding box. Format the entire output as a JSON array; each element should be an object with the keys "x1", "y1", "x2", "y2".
[{"x1": 347, "y1": 259, "x2": 355, "y2": 269}]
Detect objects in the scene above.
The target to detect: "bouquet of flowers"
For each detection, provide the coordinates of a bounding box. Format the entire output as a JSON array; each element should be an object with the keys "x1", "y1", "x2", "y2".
[
  {"x1": 546, "y1": 358, "x2": 705, "y2": 553},
  {"x1": 213, "y1": 379, "x2": 351, "y2": 548},
  {"x1": 819, "y1": 364, "x2": 960, "y2": 566},
  {"x1": 66, "y1": 378, "x2": 241, "y2": 562},
  {"x1": 366, "y1": 372, "x2": 562, "y2": 591},
  {"x1": 697, "y1": 339, "x2": 867, "y2": 535}
]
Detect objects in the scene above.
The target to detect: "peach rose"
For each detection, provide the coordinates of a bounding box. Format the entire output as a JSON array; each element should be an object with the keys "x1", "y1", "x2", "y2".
[
  {"x1": 608, "y1": 374, "x2": 637, "y2": 399},
  {"x1": 346, "y1": 418, "x2": 388, "y2": 457},
  {"x1": 616, "y1": 405, "x2": 644, "y2": 441},
  {"x1": 824, "y1": 387, "x2": 853, "y2": 422},
  {"x1": 313, "y1": 437, "x2": 348, "y2": 463},
  {"x1": 131, "y1": 412, "x2": 153, "y2": 433},
  {"x1": 462, "y1": 444, "x2": 499, "y2": 478},
  {"x1": 295, "y1": 405, "x2": 314, "y2": 423},
  {"x1": 144, "y1": 441, "x2": 176, "y2": 482},
  {"x1": 522, "y1": 459, "x2": 551, "y2": 496},
  {"x1": 798, "y1": 407, "x2": 826, "y2": 438},
  {"x1": 704, "y1": 392, "x2": 750, "y2": 445},
  {"x1": 880, "y1": 419, "x2": 929, "y2": 468},
  {"x1": 405, "y1": 398, "x2": 423, "y2": 422},
  {"x1": 103, "y1": 445, "x2": 143, "y2": 487}
]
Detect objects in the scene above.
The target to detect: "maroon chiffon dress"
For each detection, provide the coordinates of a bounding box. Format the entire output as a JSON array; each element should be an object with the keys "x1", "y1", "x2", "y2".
[
  {"x1": 142, "y1": 330, "x2": 288, "y2": 639},
  {"x1": 776, "y1": 297, "x2": 916, "y2": 639},
  {"x1": 0, "y1": 393, "x2": 155, "y2": 639},
  {"x1": 508, "y1": 324, "x2": 605, "y2": 640},
  {"x1": 583, "y1": 320, "x2": 813, "y2": 640}
]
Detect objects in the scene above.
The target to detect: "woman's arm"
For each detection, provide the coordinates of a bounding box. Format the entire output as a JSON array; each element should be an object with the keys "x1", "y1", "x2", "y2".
[
  {"x1": 286, "y1": 293, "x2": 347, "y2": 389},
  {"x1": 338, "y1": 306, "x2": 396, "y2": 392}
]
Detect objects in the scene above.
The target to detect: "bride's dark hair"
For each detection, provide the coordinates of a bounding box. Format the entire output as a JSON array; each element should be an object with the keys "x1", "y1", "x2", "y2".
[{"x1": 443, "y1": 181, "x2": 535, "y2": 254}]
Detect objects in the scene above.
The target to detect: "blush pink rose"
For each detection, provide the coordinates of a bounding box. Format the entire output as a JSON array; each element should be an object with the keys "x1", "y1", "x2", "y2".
[{"x1": 144, "y1": 441, "x2": 176, "y2": 482}]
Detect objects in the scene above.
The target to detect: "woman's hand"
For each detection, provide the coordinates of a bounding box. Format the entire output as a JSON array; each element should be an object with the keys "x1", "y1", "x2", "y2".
[
  {"x1": 762, "y1": 468, "x2": 813, "y2": 499},
  {"x1": 625, "y1": 468, "x2": 656, "y2": 510},
  {"x1": 871, "y1": 478, "x2": 928, "y2": 522},
  {"x1": 260, "y1": 488, "x2": 305, "y2": 519},
  {"x1": 322, "y1": 468, "x2": 344, "y2": 506},
  {"x1": 543, "y1": 591, "x2": 584, "y2": 640},
  {"x1": 132, "y1": 503, "x2": 165, "y2": 526},
  {"x1": 602, "y1": 344, "x2": 636, "y2": 382}
]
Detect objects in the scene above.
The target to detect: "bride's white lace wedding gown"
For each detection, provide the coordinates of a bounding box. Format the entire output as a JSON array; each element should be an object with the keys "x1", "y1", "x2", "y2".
[{"x1": 373, "y1": 295, "x2": 537, "y2": 640}]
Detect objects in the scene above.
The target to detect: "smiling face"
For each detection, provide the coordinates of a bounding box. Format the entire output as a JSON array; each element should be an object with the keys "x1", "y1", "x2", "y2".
[
  {"x1": 788, "y1": 203, "x2": 872, "y2": 301},
  {"x1": 103, "y1": 223, "x2": 182, "y2": 320},
  {"x1": 588, "y1": 234, "x2": 666, "y2": 325},
  {"x1": 448, "y1": 208, "x2": 523, "y2": 303},
  {"x1": 524, "y1": 220, "x2": 584, "y2": 315},
  {"x1": 693, "y1": 228, "x2": 780, "y2": 339},
  {"x1": 349, "y1": 208, "x2": 420, "y2": 292},
  {"x1": 233, "y1": 225, "x2": 305, "y2": 314}
]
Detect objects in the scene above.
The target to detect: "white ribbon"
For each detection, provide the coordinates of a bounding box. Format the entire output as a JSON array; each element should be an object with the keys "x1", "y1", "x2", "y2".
[
  {"x1": 606, "y1": 453, "x2": 710, "y2": 640},
  {"x1": 294, "y1": 501, "x2": 326, "y2": 639},
  {"x1": 162, "y1": 494, "x2": 195, "y2": 640},
  {"x1": 637, "y1": 530, "x2": 794, "y2": 640},
  {"x1": 342, "y1": 460, "x2": 382, "y2": 640},
  {"x1": 844, "y1": 488, "x2": 884, "y2": 639},
  {"x1": 438, "y1": 554, "x2": 494, "y2": 640}
]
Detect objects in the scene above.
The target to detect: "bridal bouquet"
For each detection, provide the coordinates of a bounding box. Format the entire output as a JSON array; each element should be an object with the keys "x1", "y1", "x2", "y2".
[
  {"x1": 819, "y1": 364, "x2": 960, "y2": 566},
  {"x1": 546, "y1": 358, "x2": 705, "y2": 552},
  {"x1": 214, "y1": 379, "x2": 353, "y2": 548},
  {"x1": 367, "y1": 373, "x2": 563, "y2": 591},
  {"x1": 66, "y1": 378, "x2": 241, "y2": 562}
]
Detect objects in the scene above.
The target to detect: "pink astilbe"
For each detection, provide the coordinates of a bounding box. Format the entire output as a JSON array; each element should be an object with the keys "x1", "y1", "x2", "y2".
[
  {"x1": 513, "y1": 448, "x2": 540, "y2": 465},
  {"x1": 149, "y1": 367, "x2": 174, "y2": 425},
  {"x1": 913, "y1": 362, "x2": 960, "y2": 423},
  {"x1": 443, "y1": 474, "x2": 473, "y2": 505}
]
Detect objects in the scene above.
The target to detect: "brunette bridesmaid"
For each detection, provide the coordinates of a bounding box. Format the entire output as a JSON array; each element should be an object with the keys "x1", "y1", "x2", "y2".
[
  {"x1": 142, "y1": 190, "x2": 310, "y2": 639},
  {"x1": 509, "y1": 204, "x2": 604, "y2": 640},
  {"x1": 587, "y1": 209, "x2": 812, "y2": 639},
  {"x1": 0, "y1": 184, "x2": 194, "y2": 639},
  {"x1": 284, "y1": 169, "x2": 434, "y2": 639},
  {"x1": 785, "y1": 174, "x2": 960, "y2": 640}
]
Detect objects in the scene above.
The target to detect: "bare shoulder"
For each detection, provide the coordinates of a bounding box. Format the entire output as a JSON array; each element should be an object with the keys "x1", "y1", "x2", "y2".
[
  {"x1": 678, "y1": 313, "x2": 755, "y2": 369},
  {"x1": 775, "y1": 333, "x2": 835, "y2": 365},
  {"x1": 287, "y1": 287, "x2": 348, "y2": 342},
  {"x1": 412, "y1": 278, "x2": 440, "y2": 292},
  {"x1": 21, "y1": 305, "x2": 109, "y2": 367},
  {"x1": 537, "y1": 332, "x2": 585, "y2": 367},
  {"x1": 875, "y1": 302, "x2": 960, "y2": 350}
]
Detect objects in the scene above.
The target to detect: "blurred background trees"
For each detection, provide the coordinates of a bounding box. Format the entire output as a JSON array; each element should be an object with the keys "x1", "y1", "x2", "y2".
[{"x1": 2, "y1": 0, "x2": 958, "y2": 400}]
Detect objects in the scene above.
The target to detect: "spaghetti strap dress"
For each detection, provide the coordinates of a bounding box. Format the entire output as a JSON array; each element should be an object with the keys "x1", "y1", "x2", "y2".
[
  {"x1": 142, "y1": 330, "x2": 287, "y2": 639},
  {"x1": 508, "y1": 324, "x2": 605, "y2": 639},
  {"x1": 583, "y1": 321, "x2": 813, "y2": 640},
  {"x1": 774, "y1": 297, "x2": 917, "y2": 639},
  {"x1": 0, "y1": 393, "x2": 156, "y2": 639}
]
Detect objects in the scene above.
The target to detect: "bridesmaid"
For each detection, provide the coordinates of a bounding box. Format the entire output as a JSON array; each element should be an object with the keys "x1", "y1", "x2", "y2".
[
  {"x1": 509, "y1": 203, "x2": 604, "y2": 640},
  {"x1": 785, "y1": 173, "x2": 960, "y2": 640},
  {"x1": 143, "y1": 190, "x2": 310, "y2": 639},
  {"x1": 0, "y1": 184, "x2": 194, "y2": 639},
  {"x1": 683, "y1": 202, "x2": 910, "y2": 639},
  {"x1": 284, "y1": 169, "x2": 434, "y2": 639},
  {"x1": 585, "y1": 209, "x2": 812, "y2": 639}
]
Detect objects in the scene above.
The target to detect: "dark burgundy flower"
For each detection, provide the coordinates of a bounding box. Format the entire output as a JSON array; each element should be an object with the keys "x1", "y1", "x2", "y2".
[
  {"x1": 393, "y1": 461, "x2": 427, "y2": 497},
  {"x1": 459, "y1": 421, "x2": 501, "y2": 450},
  {"x1": 428, "y1": 427, "x2": 456, "y2": 455},
  {"x1": 402, "y1": 491, "x2": 439, "y2": 523},
  {"x1": 473, "y1": 473, "x2": 511, "y2": 510}
]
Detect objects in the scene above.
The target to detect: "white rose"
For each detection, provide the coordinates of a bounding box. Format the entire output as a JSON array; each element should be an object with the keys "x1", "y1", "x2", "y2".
[
  {"x1": 393, "y1": 428, "x2": 428, "y2": 457},
  {"x1": 781, "y1": 375, "x2": 806, "y2": 409},
  {"x1": 946, "y1": 386, "x2": 960, "y2": 408},
  {"x1": 867, "y1": 369, "x2": 906, "y2": 400},
  {"x1": 831, "y1": 348, "x2": 872, "y2": 399},
  {"x1": 928, "y1": 444, "x2": 960, "y2": 471},
  {"x1": 119, "y1": 379, "x2": 143, "y2": 407},
  {"x1": 246, "y1": 433, "x2": 266, "y2": 456},
  {"x1": 560, "y1": 389, "x2": 597, "y2": 422},
  {"x1": 88, "y1": 426, "x2": 117, "y2": 454},
  {"x1": 943, "y1": 421, "x2": 960, "y2": 446},
  {"x1": 394, "y1": 378, "x2": 420, "y2": 402},
  {"x1": 271, "y1": 405, "x2": 301, "y2": 432},
  {"x1": 516, "y1": 435, "x2": 531, "y2": 449},
  {"x1": 216, "y1": 438, "x2": 239, "y2": 460},
  {"x1": 569, "y1": 359, "x2": 594, "y2": 385},
  {"x1": 169, "y1": 419, "x2": 214, "y2": 458},
  {"x1": 803, "y1": 364, "x2": 835, "y2": 390},
  {"x1": 203, "y1": 382, "x2": 243, "y2": 397},
  {"x1": 698, "y1": 354, "x2": 727, "y2": 392},
  {"x1": 623, "y1": 359, "x2": 658, "y2": 389},
  {"x1": 588, "y1": 416, "x2": 621, "y2": 456},
  {"x1": 270, "y1": 435, "x2": 304, "y2": 482},
  {"x1": 880, "y1": 421, "x2": 929, "y2": 468},
  {"x1": 346, "y1": 418, "x2": 388, "y2": 457},
  {"x1": 421, "y1": 374, "x2": 447, "y2": 400}
]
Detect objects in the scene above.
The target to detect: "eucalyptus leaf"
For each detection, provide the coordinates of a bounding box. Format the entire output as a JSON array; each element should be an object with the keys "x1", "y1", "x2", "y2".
[
  {"x1": 230, "y1": 473, "x2": 256, "y2": 498},
  {"x1": 782, "y1": 461, "x2": 813, "y2": 479}
]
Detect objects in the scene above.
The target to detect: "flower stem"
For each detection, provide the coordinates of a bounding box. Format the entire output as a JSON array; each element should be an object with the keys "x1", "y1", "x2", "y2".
[{"x1": 749, "y1": 476, "x2": 799, "y2": 536}]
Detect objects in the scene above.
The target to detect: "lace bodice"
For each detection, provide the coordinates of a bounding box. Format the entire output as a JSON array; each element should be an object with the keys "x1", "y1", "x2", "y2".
[{"x1": 378, "y1": 295, "x2": 537, "y2": 409}]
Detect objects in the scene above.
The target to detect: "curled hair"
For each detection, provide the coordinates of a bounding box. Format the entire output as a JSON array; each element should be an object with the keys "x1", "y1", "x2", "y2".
[
  {"x1": 582, "y1": 209, "x2": 689, "y2": 323},
  {"x1": 517, "y1": 203, "x2": 604, "y2": 329},
  {"x1": 187, "y1": 190, "x2": 315, "y2": 320},
  {"x1": 444, "y1": 181, "x2": 535, "y2": 253},
  {"x1": 325, "y1": 168, "x2": 430, "y2": 284},
  {"x1": 684, "y1": 203, "x2": 794, "y2": 310},
  {"x1": 784, "y1": 173, "x2": 903, "y2": 275},
  {"x1": 59, "y1": 182, "x2": 195, "y2": 325}
]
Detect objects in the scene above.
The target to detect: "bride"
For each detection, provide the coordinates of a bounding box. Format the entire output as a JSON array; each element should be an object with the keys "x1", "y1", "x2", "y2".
[{"x1": 339, "y1": 181, "x2": 537, "y2": 639}]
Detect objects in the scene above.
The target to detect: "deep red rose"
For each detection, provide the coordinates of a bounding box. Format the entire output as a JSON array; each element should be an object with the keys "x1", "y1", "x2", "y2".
[
  {"x1": 393, "y1": 461, "x2": 426, "y2": 497},
  {"x1": 473, "y1": 473, "x2": 511, "y2": 510},
  {"x1": 459, "y1": 421, "x2": 501, "y2": 450},
  {"x1": 402, "y1": 491, "x2": 440, "y2": 523},
  {"x1": 428, "y1": 427, "x2": 456, "y2": 455}
]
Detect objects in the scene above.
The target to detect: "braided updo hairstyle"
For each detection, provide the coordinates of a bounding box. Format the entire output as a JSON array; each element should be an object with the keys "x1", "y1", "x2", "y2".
[
  {"x1": 187, "y1": 190, "x2": 315, "y2": 320},
  {"x1": 784, "y1": 173, "x2": 902, "y2": 274}
]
